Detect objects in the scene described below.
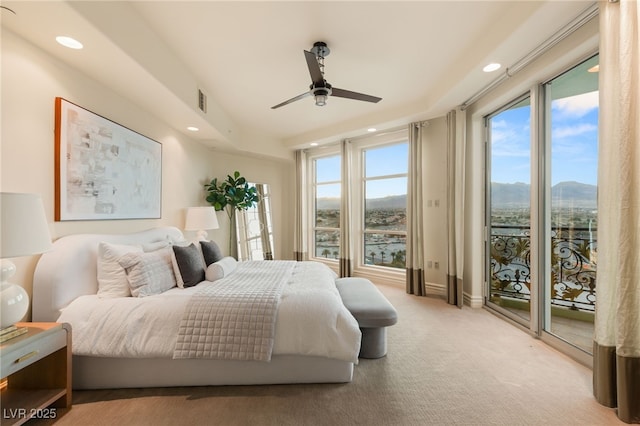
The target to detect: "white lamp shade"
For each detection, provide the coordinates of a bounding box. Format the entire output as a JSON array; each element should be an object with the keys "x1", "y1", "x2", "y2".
[
  {"x1": 184, "y1": 207, "x2": 219, "y2": 231},
  {"x1": 0, "y1": 192, "x2": 52, "y2": 329},
  {"x1": 1, "y1": 192, "x2": 52, "y2": 258}
]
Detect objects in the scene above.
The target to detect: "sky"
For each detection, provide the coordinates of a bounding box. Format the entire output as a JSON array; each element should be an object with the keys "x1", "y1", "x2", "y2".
[
  {"x1": 315, "y1": 86, "x2": 599, "y2": 200},
  {"x1": 316, "y1": 142, "x2": 408, "y2": 199},
  {"x1": 491, "y1": 90, "x2": 599, "y2": 186}
]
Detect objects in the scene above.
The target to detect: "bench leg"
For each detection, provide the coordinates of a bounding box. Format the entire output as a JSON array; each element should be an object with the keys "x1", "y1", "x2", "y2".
[{"x1": 359, "y1": 327, "x2": 387, "y2": 359}]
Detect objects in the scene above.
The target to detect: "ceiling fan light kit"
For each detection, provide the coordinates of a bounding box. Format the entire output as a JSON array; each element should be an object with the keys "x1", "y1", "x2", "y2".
[{"x1": 272, "y1": 41, "x2": 382, "y2": 109}]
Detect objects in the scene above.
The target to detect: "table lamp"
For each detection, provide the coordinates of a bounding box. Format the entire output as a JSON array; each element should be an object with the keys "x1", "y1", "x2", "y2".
[
  {"x1": 1, "y1": 193, "x2": 52, "y2": 330},
  {"x1": 184, "y1": 206, "x2": 219, "y2": 241}
]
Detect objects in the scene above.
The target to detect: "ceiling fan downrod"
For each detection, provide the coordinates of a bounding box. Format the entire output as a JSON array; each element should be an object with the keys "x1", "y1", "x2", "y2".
[{"x1": 310, "y1": 41, "x2": 330, "y2": 77}]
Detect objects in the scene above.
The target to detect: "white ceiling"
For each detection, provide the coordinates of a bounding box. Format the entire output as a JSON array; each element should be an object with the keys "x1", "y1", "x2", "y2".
[{"x1": 1, "y1": 1, "x2": 595, "y2": 159}]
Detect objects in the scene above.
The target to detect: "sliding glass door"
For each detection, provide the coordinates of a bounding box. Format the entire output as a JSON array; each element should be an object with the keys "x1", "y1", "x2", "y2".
[
  {"x1": 543, "y1": 55, "x2": 599, "y2": 353},
  {"x1": 486, "y1": 96, "x2": 532, "y2": 327},
  {"x1": 486, "y1": 54, "x2": 599, "y2": 360}
]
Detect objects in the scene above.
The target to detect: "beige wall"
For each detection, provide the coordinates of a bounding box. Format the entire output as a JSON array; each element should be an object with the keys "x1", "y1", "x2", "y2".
[
  {"x1": 422, "y1": 117, "x2": 448, "y2": 294},
  {"x1": 1, "y1": 29, "x2": 295, "y2": 317}
]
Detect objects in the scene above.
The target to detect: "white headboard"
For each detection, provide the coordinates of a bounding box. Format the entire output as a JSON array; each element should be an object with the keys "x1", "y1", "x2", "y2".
[{"x1": 32, "y1": 227, "x2": 184, "y2": 322}]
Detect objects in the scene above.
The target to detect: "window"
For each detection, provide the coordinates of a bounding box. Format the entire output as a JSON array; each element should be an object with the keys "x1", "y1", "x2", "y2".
[
  {"x1": 361, "y1": 143, "x2": 408, "y2": 269},
  {"x1": 312, "y1": 154, "x2": 341, "y2": 260},
  {"x1": 307, "y1": 133, "x2": 408, "y2": 277}
]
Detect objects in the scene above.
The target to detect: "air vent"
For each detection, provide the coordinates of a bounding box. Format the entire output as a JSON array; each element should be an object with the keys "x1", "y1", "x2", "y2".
[{"x1": 198, "y1": 89, "x2": 207, "y2": 113}]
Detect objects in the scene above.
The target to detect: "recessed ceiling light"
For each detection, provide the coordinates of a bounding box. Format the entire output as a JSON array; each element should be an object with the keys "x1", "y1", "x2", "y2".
[
  {"x1": 483, "y1": 63, "x2": 501, "y2": 73},
  {"x1": 310, "y1": 142, "x2": 319, "y2": 146},
  {"x1": 187, "y1": 126, "x2": 199, "y2": 132},
  {"x1": 367, "y1": 128, "x2": 377, "y2": 132},
  {"x1": 56, "y1": 36, "x2": 83, "y2": 50},
  {"x1": 588, "y1": 64, "x2": 599, "y2": 73}
]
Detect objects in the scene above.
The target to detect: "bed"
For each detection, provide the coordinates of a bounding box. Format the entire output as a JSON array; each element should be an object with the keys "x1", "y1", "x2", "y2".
[{"x1": 32, "y1": 227, "x2": 361, "y2": 389}]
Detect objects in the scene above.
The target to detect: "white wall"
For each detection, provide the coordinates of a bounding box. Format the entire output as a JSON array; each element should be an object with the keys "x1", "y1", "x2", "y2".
[{"x1": 0, "y1": 29, "x2": 295, "y2": 317}]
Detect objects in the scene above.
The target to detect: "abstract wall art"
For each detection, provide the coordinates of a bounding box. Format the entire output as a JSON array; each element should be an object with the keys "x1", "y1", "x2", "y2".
[{"x1": 54, "y1": 97, "x2": 162, "y2": 221}]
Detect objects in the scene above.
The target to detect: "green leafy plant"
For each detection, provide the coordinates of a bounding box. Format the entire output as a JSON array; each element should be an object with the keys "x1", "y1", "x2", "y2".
[{"x1": 205, "y1": 171, "x2": 259, "y2": 254}]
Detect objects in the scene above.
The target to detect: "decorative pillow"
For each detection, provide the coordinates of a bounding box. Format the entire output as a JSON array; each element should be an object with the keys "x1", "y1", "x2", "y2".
[
  {"x1": 205, "y1": 256, "x2": 238, "y2": 282},
  {"x1": 171, "y1": 243, "x2": 205, "y2": 288},
  {"x1": 200, "y1": 240, "x2": 224, "y2": 266},
  {"x1": 97, "y1": 242, "x2": 142, "y2": 298},
  {"x1": 142, "y1": 239, "x2": 171, "y2": 252},
  {"x1": 119, "y1": 247, "x2": 176, "y2": 297}
]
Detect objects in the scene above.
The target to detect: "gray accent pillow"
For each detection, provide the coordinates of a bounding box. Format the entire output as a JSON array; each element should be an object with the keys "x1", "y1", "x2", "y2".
[
  {"x1": 172, "y1": 243, "x2": 205, "y2": 288},
  {"x1": 200, "y1": 240, "x2": 224, "y2": 266}
]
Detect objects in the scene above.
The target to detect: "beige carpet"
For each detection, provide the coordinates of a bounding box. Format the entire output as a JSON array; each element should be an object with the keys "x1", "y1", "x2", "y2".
[{"x1": 34, "y1": 284, "x2": 623, "y2": 426}]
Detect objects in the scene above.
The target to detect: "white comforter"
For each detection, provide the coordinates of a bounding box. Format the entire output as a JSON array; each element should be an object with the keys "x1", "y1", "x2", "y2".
[{"x1": 57, "y1": 261, "x2": 361, "y2": 362}]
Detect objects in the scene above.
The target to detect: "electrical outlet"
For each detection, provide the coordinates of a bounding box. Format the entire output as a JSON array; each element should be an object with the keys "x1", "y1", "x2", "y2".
[
  {"x1": 434, "y1": 199, "x2": 440, "y2": 207},
  {"x1": 427, "y1": 261, "x2": 433, "y2": 268},
  {"x1": 434, "y1": 261, "x2": 440, "y2": 269}
]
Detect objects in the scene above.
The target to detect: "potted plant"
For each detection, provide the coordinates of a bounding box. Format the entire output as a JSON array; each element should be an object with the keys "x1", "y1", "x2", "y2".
[{"x1": 205, "y1": 171, "x2": 259, "y2": 256}]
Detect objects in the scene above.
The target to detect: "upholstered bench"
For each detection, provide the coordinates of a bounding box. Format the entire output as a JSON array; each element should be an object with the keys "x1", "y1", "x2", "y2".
[{"x1": 336, "y1": 277, "x2": 398, "y2": 359}]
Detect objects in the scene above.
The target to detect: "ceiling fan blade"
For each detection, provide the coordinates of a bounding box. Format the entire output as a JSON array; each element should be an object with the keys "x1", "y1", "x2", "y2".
[
  {"x1": 331, "y1": 87, "x2": 382, "y2": 103},
  {"x1": 271, "y1": 91, "x2": 312, "y2": 109},
  {"x1": 304, "y1": 50, "x2": 325, "y2": 86}
]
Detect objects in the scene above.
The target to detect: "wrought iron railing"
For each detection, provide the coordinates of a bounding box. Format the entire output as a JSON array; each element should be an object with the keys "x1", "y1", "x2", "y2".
[{"x1": 490, "y1": 225, "x2": 596, "y2": 312}]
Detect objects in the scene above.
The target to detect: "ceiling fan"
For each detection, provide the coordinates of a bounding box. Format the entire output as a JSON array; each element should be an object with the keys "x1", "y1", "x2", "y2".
[{"x1": 271, "y1": 41, "x2": 382, "y2": 109}]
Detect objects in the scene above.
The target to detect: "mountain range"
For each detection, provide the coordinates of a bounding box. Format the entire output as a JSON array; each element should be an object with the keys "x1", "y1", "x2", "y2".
[
  {"x1": 317, "y1": 194, "x2": 406, "y2": 210},
  {"x1": 316, "y1": 181, "x2": 597, "y2": 209},
  {"x1": 491, "y1": 181, "x2": 597, "y2": 208}
]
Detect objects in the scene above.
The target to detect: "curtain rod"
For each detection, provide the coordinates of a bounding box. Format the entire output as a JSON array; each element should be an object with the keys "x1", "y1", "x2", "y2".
[
  {"x1": 306, "y1": 121, "x2": 426, "y2": 150},
  {"x1": 459, "y1": 2, "x2": 599, "y2": 110},
  {"x1": 343, "y1": 124, "x2": 410, "y2": 143}
]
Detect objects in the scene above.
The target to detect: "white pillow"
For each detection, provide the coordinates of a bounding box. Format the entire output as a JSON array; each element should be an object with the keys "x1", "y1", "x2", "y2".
[
  {"x1": 119, "y1": 247, "x2": 177, "y2": 297},
  {"x1": 97, "y1": 242, "x2": 142, "y2": 298},
  {"x1": 141, "y1": 239, "x2": 171, "y2": 252},
  {"x1": 205, "y1": 256, "x2": 238, "y2": 282}
]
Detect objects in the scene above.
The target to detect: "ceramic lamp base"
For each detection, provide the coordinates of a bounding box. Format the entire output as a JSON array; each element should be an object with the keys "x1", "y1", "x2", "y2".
[{"x1": 0, "y1": 260, "x2": 29, "y2": 329}]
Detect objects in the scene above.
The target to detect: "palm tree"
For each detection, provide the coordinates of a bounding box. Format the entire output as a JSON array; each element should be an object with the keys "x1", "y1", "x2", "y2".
[
  {"x1": 370, "y1": 251, "x2": 376, "y2": 264},
  {"x1": 321, "y1": 248, "x2": 331, "y2": 258},
  {"x1": 380, "y1": 251, "x2": 386, "y2": 264},
  {"x1": 332, "y1": 250, "x2": 339, "y2": 259}
]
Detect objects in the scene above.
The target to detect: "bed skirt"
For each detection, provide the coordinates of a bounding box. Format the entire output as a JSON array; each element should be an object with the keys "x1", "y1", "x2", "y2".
[{"x1": 72, "y1": 355, "x2": 354, "y2": 389}]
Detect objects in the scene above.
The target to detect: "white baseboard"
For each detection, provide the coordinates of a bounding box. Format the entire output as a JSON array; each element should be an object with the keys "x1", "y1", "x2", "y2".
[
  {"x1": 464, "y1": 292, "x2": 483, "y2": 308},
  {"x1": 425, "y1": 282, "x2": 446, "y2": 296}
]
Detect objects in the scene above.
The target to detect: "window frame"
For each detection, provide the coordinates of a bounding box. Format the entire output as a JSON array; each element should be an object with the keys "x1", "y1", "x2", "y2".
[
  {"x1": 352, "y1": 134, "x2": 409, "y2": 275},
  {"x1": 306, "y1": 147, "x2": 341, "y2": 267}
]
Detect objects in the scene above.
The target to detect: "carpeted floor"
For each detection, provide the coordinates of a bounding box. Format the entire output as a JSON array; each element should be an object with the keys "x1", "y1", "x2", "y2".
[{"x1": 32, "y1": 284, "x2": 623, "y2": 426}]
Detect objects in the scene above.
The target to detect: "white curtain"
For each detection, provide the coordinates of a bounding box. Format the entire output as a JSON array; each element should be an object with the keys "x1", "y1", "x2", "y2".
[
  {"x1": 339, "y1": 140, "x2": 353, "y2": 277},
  {"x1": 593, "y1": 1, "x2": 640, "y2": 423},
  {"x1": 446, "y1": 109, "x2": 466, "y2": 307},
  {"x1": 406, "y1": 122, "x2": 426, "y2": 295},
  {"x1": 293, "y1": 150, "x2": 308, "y2": 261}
]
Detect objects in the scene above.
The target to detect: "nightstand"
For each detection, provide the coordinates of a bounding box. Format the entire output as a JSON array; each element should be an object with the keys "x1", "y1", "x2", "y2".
[{"x1": 1, "y1": 322, "x2": 72, "y2": 426}]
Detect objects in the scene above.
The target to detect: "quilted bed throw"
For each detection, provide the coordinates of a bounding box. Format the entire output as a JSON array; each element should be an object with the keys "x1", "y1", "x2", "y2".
[{"x1": 173, "y1": 260, "x2": 295, "y2": 361}]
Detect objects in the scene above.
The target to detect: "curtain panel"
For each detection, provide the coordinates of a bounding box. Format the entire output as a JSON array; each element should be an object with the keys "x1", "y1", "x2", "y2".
[
  {"x1": 339, "y1": 140, "x2": 353, "y2": 277},
  {"x1": 293, "y1": 149, "x2": 308, "y2": 261},
  {"x1": 446, "y1": 109, "x2": 466, "y2": 307},
  {"x1": 406, "y1": 122, "x2": 426, "y2": 295},
  {"x1": 593, "y1": 1, "x2": 640, "y2": 423}
]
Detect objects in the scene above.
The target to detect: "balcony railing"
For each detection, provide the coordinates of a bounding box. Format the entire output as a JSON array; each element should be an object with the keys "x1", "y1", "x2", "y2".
[{"x1": 490, "y1": 225, "x2": 597, "y2": 312}]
